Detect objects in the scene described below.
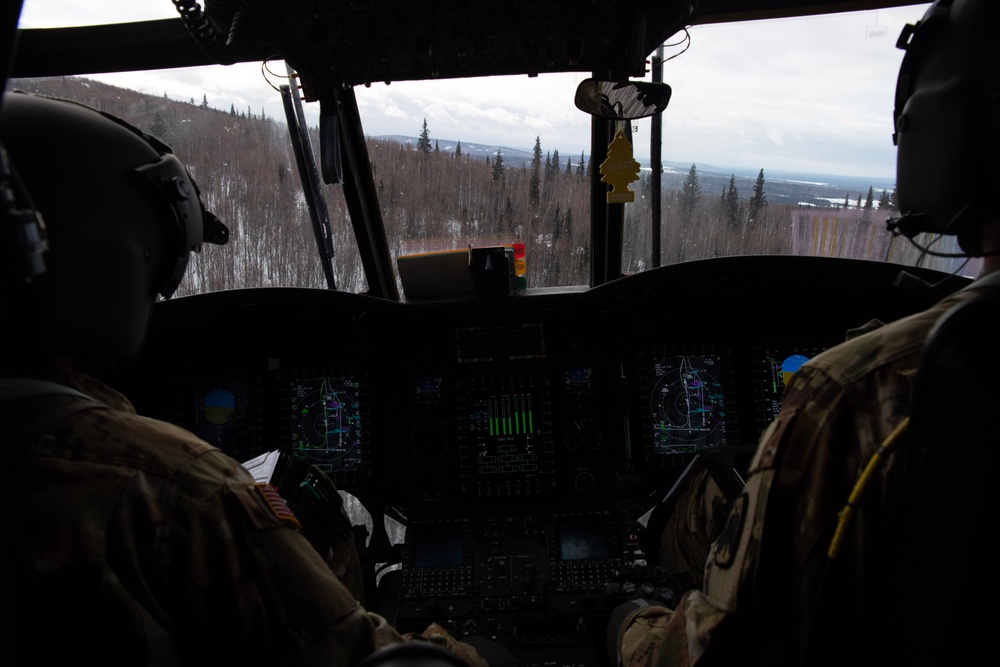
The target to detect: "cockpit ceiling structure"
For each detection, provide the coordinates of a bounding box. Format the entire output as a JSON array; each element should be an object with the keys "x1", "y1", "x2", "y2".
[{"x1": 12, "y1": 1, "x2": 927, "y2": 83}]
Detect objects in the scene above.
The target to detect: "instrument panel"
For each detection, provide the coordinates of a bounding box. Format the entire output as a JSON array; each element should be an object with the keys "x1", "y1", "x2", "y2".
[
  {"x1": 105, "y1": 255, "x2": 968, "y2": 666},
  {"x1": 112, "y1": 255, "x2": 966, "y2": 505},
  {"x1": 391, "y1": 512, "x2": 623, "y2": 665}
]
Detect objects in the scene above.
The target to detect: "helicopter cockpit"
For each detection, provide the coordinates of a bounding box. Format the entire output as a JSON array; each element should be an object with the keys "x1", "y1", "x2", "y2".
[{"x1": 4, "y1": 1, "x2": 961, "y2": 665}]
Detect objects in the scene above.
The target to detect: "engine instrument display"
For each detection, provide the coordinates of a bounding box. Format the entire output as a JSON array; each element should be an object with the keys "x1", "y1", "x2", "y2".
[{"x1": 459, "y1": 375, "x2": 554, "y2": 495}]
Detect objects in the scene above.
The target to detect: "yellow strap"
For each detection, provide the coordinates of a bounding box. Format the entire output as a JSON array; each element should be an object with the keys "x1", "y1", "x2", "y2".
[{"x1": 827, "y1": 417, "x2": 910, "y2": 558}]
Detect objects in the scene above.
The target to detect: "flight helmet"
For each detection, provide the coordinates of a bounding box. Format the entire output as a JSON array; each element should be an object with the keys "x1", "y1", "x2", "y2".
[
  {"x1": 890, "y1": 0, "x2": 1000, "y2": 256},
  {"x1": 0, "y1": 91, "x2": 228, "y2": 358}
]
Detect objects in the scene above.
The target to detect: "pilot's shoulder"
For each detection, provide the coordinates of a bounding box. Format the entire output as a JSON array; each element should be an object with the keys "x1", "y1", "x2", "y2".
[
  {"x1": 807, "y1": 291, "x2": 971, "y2": 385},
  {"x1": 45, "y1": 405, "x2": 241, "y2": 481}
]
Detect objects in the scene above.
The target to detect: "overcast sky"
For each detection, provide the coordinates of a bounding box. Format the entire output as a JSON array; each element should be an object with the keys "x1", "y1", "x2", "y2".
[{"x1": 16, "y1": 1, "x2": 932, "y2": 180}]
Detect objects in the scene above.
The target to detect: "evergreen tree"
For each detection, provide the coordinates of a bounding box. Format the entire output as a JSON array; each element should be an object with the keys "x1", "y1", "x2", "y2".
[
  {"x1": 230, "y1": 103, "x2": 236, "y2": 116},
  {"x1": 725, "y1": 174, "x2": 739, "y2": 229},
  {"x1": 577, "y1": 151, "x2": 585, "y2": 177},
  {"x1": 863, "y1": 186, "x2": 875, "y2": 221},
  {"x1": 434, "y1": 139, "x2": 440, "y2": 154},
  {"x1": 416, "y1": 118, "x2": 432, "y2": 153},
  {"x1": 680, "y1": 164, "x2": 701, "y2": 224},
  {"x1": 566, "y1": 157, "x2": 572, "y2": 174},
  {"x1": 551, "y1": 149, "x2": 560, "y2": 180},
  {"x1": 150, "y1": 112, "x2": 167, "y2": 138},
  {"x1": 529, "y1": 136, "x2": 542, "y2": 207},
  {"x1": 878, "y1": 189, "x2": 889, "y2": 209},
  {"x1": 491, "y1": 149, "x2": 505, "y2": 183},
  {"x1": 843, "y1": 193, "x2": 851, "y2": 209},
  {"x1": 857, "y1": 193, "x2": 863, "y2": 209},
  {"x1": 455, "y1": 141, "x2": 462, "y2": 158},
  {"x1": 748, "y1": 168, "x2": 767, "y2": 226},
  {"x1": 201, "y1": 94, "x2": 209, "y2": 108}
]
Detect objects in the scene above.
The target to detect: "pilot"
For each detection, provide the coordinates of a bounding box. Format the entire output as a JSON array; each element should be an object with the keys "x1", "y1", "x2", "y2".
[
  {"x1": 0, "y1": 91, "x2": 487, "y2": 667},
  {"x1": 612, "y1": 1, "x2": 1000, "y2": 665}
]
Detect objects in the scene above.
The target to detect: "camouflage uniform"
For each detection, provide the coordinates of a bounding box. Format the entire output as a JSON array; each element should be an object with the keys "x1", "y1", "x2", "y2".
[
  {"x1": 654, "y1": 467, "x2": 726, "y2": 594},
  {"x1": 0, "y1": 372, "x2": 485, "y2": 667},
  {"x1": 617, "y1": 276, "x2": 998, "y2": 667}
]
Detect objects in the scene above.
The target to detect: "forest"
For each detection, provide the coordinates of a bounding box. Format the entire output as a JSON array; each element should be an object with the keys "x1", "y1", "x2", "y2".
[{"x1": 9, "y1": 76, "x2": 969, "y2": 298}]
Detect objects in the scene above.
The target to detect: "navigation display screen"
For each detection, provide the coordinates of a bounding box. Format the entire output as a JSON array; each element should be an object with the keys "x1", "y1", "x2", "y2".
[
  {"x1": 648, "y1": 353, "x2": 728, "y2": 453},
  {"x1": 287, "y1": 373, "x2": 365, "y2": 473}
]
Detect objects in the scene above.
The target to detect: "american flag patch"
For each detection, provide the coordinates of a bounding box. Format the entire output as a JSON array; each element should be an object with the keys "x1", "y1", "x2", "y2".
[{"x1": 255, "y1": 483, "x2": 301, "y2": 528}]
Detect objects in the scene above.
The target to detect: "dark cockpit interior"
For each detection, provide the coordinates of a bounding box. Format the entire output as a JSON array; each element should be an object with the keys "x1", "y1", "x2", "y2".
[
  {"x1": 5, "y1": 1, "x2": 958, "y2": 665},
  {"x1": 105, "y1": 256, "x2": 964, "y2": 664}
]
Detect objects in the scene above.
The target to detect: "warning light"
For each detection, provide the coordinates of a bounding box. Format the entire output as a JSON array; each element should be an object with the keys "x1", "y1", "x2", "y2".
[{"x1": 505, "y1": 242, "x2": 526, "y2": 292}]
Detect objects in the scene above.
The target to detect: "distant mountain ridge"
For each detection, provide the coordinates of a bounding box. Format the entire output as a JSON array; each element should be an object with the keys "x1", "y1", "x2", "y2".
[
  {"x1": 10, "y1": 69, "x2": 894, "y2": 211},
  {"x1": 378, "y1": 134, "x2": 896, "y2": 209},
  {"x1": 378, "y1": 135, "x2": 537, "y2": 166}
]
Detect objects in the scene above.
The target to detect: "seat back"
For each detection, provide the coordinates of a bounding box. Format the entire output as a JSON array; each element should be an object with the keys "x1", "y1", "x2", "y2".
[{"x1": 870, "y1": 284, "x2": 1000, "y2": 664}]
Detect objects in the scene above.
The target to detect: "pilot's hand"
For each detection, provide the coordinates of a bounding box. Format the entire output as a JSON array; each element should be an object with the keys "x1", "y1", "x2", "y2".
[
  {"x1": 403, "y1": 623, "x2": 489, "y2": 667},
  {"x1": 607, "y1": 598, "x2": 673, "y2": 666}
]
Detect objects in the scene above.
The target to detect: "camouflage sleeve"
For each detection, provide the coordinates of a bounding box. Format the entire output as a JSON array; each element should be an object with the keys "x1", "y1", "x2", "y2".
[
  {"x1": 617, "y1": 604, "x2": 674, "y2": 667},
  {"x1": 123, "y1": 437, "x2": 384, "y2": 666},
  {"x1": 655, "y1": 467, "x2": 727, "y2": 593},
  {"x1": 402, "y1": 623, "x2": 490, "y2": 667},
  {"x1": 159, "y1": 440, "x2": 486, "y2": 667},
  {"x1": 616, "y1": 588, "x2": 734, "y2": 667},
  {"x1": 615, "y1": 366, "x2": 854, "y2": 667},
  {"x1": 614, "y1": 305, "x2": 952, "y2": 667}
]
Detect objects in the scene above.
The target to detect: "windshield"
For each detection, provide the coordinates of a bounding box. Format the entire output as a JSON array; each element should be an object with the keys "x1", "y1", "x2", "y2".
[{"x1": 14, "y1": 1, "x2": 975, "y2": 298}]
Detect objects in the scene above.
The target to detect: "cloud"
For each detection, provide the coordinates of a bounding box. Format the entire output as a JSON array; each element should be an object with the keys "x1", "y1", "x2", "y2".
[
  {"x1": 353, "y1": 72, "x2": 593, "y2": 154},
  {"x1": 17, "y1": 0, "x2": 932, "y2": 179},
  {"x1": 17, "y1": 0, "x2": 173, "y2": 27}
]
